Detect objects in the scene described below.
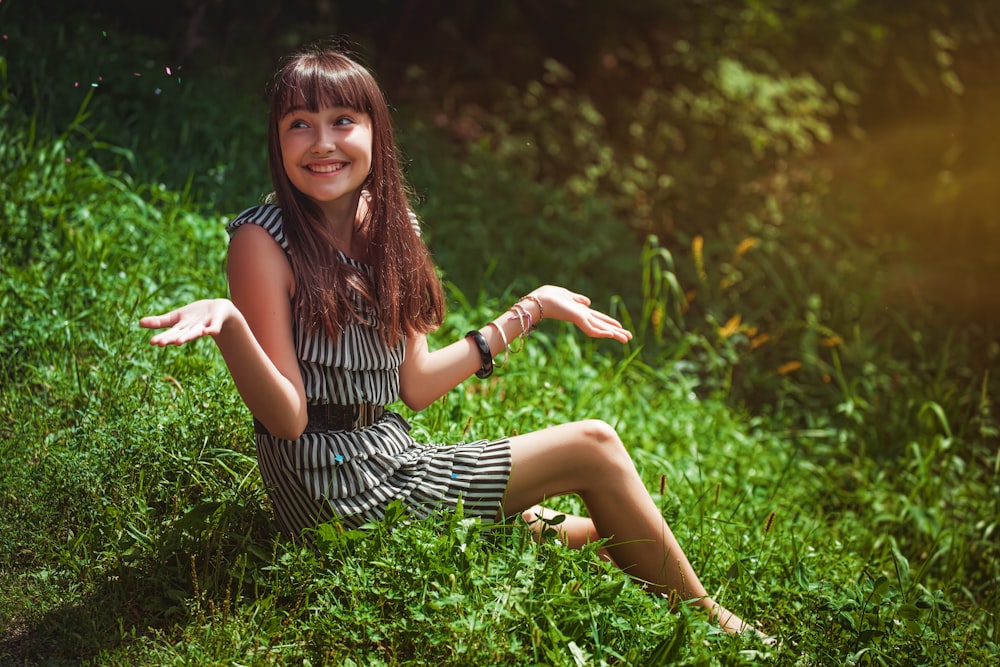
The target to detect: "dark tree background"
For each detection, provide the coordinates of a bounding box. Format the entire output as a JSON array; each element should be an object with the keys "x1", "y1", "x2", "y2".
[{"x1": 3, "y1": 0, "x2": 999, "y2": 327}]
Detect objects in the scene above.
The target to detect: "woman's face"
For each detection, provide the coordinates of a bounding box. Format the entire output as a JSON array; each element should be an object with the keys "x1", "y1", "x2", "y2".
[{"x1": 278, "y1": 104, "x2": 373, "y2": 220}]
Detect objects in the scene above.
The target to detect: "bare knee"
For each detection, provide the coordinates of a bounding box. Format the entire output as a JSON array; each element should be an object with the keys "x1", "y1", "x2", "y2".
[
  {"x1": 502, "y1": 419, "x2": 636, "y2": 514},
  {"x1": 521, "y1": 504, "x2": 545, "y2": 524},
  {"x1": 573, "y1": 419, "x2": 634, "y2": 476},
  {"x1": 576, "y1": 418, "x2": 619, "y2": 444}
]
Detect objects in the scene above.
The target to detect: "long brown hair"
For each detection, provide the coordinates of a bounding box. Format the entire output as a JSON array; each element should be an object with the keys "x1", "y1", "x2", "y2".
[{"x1": 265, "y1": 42, "x2": 444, "y2": 346}]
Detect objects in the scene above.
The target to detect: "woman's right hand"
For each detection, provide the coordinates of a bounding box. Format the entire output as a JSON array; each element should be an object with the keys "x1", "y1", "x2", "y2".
[{"x1": 140, "y1": 298, "x2": 238, "y2": 347}]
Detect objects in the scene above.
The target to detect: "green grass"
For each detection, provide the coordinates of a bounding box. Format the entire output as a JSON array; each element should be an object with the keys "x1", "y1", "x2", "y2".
[{"x1": 2, "y1": 38, "x2": 998, "y2": 667}]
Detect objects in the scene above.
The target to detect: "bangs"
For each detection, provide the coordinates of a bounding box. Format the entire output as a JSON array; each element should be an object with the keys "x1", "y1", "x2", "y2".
[{"x1": 272, "y1": 53, "x2": 375, "y2": 118}]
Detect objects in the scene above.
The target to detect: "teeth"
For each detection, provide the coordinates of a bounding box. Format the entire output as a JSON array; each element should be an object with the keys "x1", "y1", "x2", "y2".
[{"x1": 309, "y1": 163, "x2": 344, "y2": 173}]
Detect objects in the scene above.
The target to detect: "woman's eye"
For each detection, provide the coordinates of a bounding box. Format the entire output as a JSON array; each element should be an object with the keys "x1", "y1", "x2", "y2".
[
  {"x1": 335, "y1": 116, "x2": 354, "y2": 126},
  {"x1": 289, "y1": 119, "x2": 308, "y2": 129}
]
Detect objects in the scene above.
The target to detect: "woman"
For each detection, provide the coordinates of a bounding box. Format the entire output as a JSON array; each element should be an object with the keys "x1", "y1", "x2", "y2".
[{"x1": 140, "y1": 42, "x2": 761, "y2": 635}]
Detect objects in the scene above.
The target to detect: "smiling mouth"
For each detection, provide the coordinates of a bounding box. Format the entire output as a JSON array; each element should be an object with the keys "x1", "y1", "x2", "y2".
[{"x1": 308, "y1": 162, "x2": 347, "y2": 174}]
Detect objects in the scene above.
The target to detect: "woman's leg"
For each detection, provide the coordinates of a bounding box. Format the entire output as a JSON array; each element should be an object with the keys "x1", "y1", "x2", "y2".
[
  {"x1": 501, "y1": 419, "x2": 751, "y2": 633},
  {"x1": 521, "y1": 504, "x2": 600, "y2": 548}
]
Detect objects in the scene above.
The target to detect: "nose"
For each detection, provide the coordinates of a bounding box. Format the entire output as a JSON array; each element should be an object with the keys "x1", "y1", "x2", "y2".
[{"x1": 311, "y1": 126, "x2": 336, "y2": 153}]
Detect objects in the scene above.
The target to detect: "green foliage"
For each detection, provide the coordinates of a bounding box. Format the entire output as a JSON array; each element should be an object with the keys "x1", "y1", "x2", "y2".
[
  {"x1": 2, "y1": 110, "x2": 998, "y2": 664},
  {"x1": 2, "y1": 6, "x2": 998, "y2": 666},
  {"x1": 417, "y1": 50, "x2": 839, "y2": 244},
  {"x1": 610, "y1": 186, "x2": 1000, "y2": 649},
  {"x1": 400, "y1": 123, "x2": 640, "y2": 306},
  {"x1": 0, "y1": 0, "x2": 269, "y2": 213}
]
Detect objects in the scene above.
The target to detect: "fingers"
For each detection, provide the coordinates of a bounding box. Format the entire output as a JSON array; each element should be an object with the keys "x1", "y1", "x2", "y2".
[
  {"x1": 148, "y1": 332, "x2": 185, "y2": 347},
  {"x1": 531, "y1": 285, "x2": 632, "y2": 343},
  {"x1": 141, "y1": 311, "x2": 193, "y2": 346},
  {"x1": 139, "y1": 312, "x2": 180, "y2": 329},
  {"x1": 140, "y1": 301, "x2": 226, "y2": 347},
  {"x1": 591, "y1": 309, "x2": 625, "y2": 327},
  {"x1": 582, "y1": 310, "x2": 632, "y2": 342},
  {"x1": 147, "y1": 320, "x2": 218, "y2": 346},
  {"x1": 149, "y1": 326, "x2": 194, "y2": 347},
  {"x1": 589, "y1": 322, "x2": 632, "y2": 343}
]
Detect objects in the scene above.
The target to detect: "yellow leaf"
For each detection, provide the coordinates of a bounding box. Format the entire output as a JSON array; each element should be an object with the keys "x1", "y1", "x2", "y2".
[
  {"x1": 734, "y1": 236, "x2": 759, "y2": 260},
  {"x1": 693, "y1": 235, "x2": 707, "y2": 281},
  {"x1": 776, "y1": 360, "x2": 802, "y2": 375},
  {"x1": 750, "y1": 333, "x2": 771, "y2": 349},
  {"x1": 718, "y1": 315, "x2": 742, "y2": 338}
]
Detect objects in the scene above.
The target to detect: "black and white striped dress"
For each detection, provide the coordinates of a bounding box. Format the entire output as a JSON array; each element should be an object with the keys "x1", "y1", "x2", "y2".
[{"x1": 228, "y1": 205, "x2": 512, "y2": 540}]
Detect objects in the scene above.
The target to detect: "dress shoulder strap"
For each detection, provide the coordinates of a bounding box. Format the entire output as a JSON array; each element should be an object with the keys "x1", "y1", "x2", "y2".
[{"x1": 226, "y1": 204, "x2": 288, "y2": 251}]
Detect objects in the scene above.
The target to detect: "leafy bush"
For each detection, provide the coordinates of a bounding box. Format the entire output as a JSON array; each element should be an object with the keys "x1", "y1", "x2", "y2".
[{"x1": 410, "y1": 50, "x2": 839, "y2": 246}]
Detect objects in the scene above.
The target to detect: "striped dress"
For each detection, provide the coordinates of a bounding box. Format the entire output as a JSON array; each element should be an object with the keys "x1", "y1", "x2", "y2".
[{"x1": 228, "y1": 205, "x2": 512, "y2": 541}]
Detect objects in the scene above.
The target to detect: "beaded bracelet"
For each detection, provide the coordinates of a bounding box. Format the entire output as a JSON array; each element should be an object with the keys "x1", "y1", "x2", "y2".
[
  {"x1": 511, "y1": 302, "x2": 532, "y2": 332},
  {"x1": 517, "y1": 295, "x2": 544, "y2": 323}
]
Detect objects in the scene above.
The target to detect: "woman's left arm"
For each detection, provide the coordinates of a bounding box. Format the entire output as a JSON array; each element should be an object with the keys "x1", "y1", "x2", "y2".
[
  {"x1": 397, "y1": 285, "x2": 632, "y2": 411},
  {"x1": 397, "y1": 332, "x2": 483, "y2": 410}
]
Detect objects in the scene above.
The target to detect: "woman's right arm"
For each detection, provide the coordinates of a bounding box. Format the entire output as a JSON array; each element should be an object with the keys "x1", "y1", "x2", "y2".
[{"x1": 140, "y1": 224, "x2": 309, "y2": 439}]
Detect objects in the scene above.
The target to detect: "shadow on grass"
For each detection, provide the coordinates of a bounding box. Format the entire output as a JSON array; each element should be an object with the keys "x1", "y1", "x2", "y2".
[
  {"x1": 0, "y1": 505, "x2": 279, "y2": 666},
  {"x1": 0, "y1": 563, "x2": 173, "y2": 666}
]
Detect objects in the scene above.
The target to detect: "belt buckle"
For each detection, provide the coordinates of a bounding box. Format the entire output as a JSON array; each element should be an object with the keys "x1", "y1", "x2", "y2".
[{"x1": 354, "y1": 403, "x2": 373, "y2": 429}]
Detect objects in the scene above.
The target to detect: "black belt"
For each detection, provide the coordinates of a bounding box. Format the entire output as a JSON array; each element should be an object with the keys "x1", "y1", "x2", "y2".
[{"x1": 253, "y1": 402, "x2": 385, "y2": 436}]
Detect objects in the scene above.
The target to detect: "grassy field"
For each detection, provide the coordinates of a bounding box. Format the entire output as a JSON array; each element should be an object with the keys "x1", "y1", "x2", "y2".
[{"x1": 2, "y1": 21, "x2": 998, "y2": 667}]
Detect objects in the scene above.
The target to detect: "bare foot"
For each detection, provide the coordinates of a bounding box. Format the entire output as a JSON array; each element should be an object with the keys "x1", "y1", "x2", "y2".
[
  {"x1": 709, "y1": 602, "x2": 777, "y2": 645},
  {"x1": 710, "y1": 603, "x2": 753, "y2": 633}
]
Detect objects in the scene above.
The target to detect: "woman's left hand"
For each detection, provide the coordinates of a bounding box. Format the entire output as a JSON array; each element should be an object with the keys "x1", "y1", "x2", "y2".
[{"x1": 527, "y1": 285, "x2": 632, "y2": 343}]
